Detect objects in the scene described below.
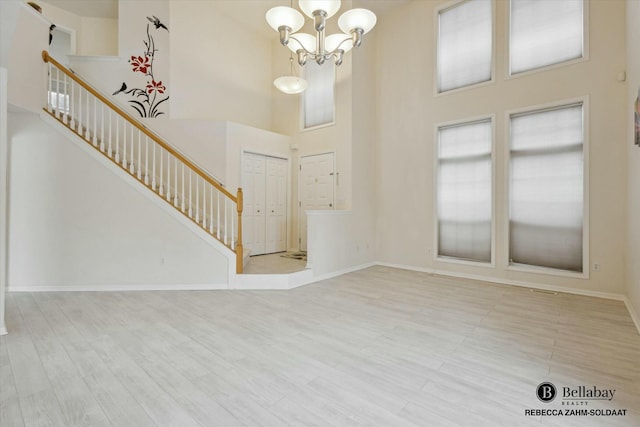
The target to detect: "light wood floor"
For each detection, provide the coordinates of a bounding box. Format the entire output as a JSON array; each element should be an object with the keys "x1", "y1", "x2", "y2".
[
  {"x1": 1, "y1": 266, "x2": 639, "y2": 426},
  {"x1": 244, "y1": 253, "x2": 308, "y2": 275}
]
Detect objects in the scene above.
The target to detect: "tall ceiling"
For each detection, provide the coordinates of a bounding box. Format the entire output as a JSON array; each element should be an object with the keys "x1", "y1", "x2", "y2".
[{"x1": 40, "y1": 0, "x2": 408, "y2": 35}]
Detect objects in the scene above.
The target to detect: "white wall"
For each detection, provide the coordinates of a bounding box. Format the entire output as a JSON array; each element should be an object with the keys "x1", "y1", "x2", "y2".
[
  {"x1": 169, "y1": 1, "x2": 272, "y2": 129},
  {"x1": 0, "y1": 67, "x2": 8, "y2": 334},
  {"x1": 271, "y1": 20, "x2": 355, "y2": 251},
  {"x1": 7, "y1": 4, "x2": 48, "y2": 113},
  {"x1": 80, "y1": 17, "x2": 117, "y2": 56},
  {"x1": 39, "y1": 1, "x2": 117, "y2": 56},
  {"x1": 305, "y1": 16, "x2": 377, "y2": 276},
  {"x1": 626, "y1": 0, "x2": 640, "y2": 328},
  {"x1": 7, "y1": 112, "x2": 229, "y2": 289},
  {"x1": 375, "y1": 0, "x2": 628, "y2": 296}
]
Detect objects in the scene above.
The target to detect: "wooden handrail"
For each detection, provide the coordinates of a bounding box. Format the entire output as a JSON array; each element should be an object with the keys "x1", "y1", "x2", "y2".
[{"x1": 42, "y1": 50, "x2": 237, "y2": 202}]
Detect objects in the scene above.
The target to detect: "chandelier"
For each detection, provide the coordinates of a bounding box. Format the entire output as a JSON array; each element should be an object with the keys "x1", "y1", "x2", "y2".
[{"x1": 266, "y1": 0, "x2": 377, "y2": 67}]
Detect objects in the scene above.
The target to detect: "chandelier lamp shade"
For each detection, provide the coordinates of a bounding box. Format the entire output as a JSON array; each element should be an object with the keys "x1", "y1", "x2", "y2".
[
  {"x1": 273, "y1": 54, "x2": 308, "y2": 94},
  {"x1": 266, "y1": 0, "x2": 377, "y2": 67}
]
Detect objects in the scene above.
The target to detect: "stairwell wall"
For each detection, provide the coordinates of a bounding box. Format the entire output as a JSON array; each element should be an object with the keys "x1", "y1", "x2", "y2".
[{"x1": 6, "y1": 112, "x2": 229, "y2": 290}]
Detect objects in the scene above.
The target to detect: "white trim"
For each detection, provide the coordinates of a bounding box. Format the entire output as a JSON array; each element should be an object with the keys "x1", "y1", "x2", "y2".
[
  {"x1": 503, "y1": 96, "x2": 590, "y2": 279},
  {"x1": 434, "y1": 0, "x2": 496, "y2": 97},
  {"x1": 623, "y1": 297, "x2": 640, "y2": 336},
  {"x1": 506, "y1": 0, "x2": 590, "y2": 79},
  {"x1": 8, "y1": 283, "x2": 229, "y2": 292},
  {"x1": 434, "y1": 114, "x2": 496, "y2": 267},
  {"x1": 376, "y1": 261, "x2": 627, "y2": 302},
  {"x1": 310, "y1": 261, "x2": 377, "y2": 283}
]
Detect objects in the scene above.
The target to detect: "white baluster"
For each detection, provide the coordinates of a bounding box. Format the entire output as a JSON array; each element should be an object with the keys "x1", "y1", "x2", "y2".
[
  {"x1": 130, "y1": 125, "x2": 135, "y2": 174},
  {"x1": 70, "y1": 80, "x2": 75, "y2": 129},
  {"x1": 159, "y1": 147, "x2": 164, "y2": 196},
  {"x1": 122, "y1": 121, "x2": 127, "y2": 168},
  {"x1": 108, "y1": 111, "x2": 112, "y2": 157},
  {"x1": 202, "y1": 183, "x2": 207, "y2": 229},
  {"x1": 144, "y1": 136, "x2": 149, "y2": 185},
  {"x1": 166, "y1": 153, "x2": 171, "y2": 202},
  {"x1": 173, "y1": 158, "x2": 179, "y2": 207},
  {"x1": 85, "y1": 89, "x2": 91, "y2": 139},
  {"x1": 224, "y1": 198, "x2": 228, "y2": 245},
  {"x1": 152, "y1": 142, "x2": 157, "y2": 190},
  {"x1": 209, "y1": 187, "x2": 214, "y2": 234},
  {"x1": 92, "y1": 96, "x2": 97, "y2": 146},
  {"x1": 115, "y1": 116, "x2": 120, "y2": 162},
  {"x1": 181, "y1": 164, "x2": 185, "y2": 212},
  {"x1": 188, "y1": 172, "x2": 193, "y2": 217},
  {"x1": 77, "y1": 87, "x2": 83, "y2": 134},
  {"x1": 47, "y1": 63, "x2": 53, "y2": 114},
  {"x1": 231, "y1": 200, "x2": 235, "y2": 250},
  {"x1": 63, "y1": 74, "x2": 69, "y2": 124},
  {"x1": 196, "y1": 176, "x2": 200, "y2": 224},
  {"x1": 217, "y1": 192, "x2": 221, "y2": 239},
  {"x1": 100, "y1": 102, "x2": 105, "y2": 152},
  {"x1": 137, "y1": 132, "x2": 142, "y2": 179}
]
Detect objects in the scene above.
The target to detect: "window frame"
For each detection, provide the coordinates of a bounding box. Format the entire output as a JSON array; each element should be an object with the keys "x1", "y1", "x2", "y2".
[
  {"x1": 300, "y1": 61, "x2": 337, "y2": 132},
  {"x1": 434, "y1": 0, "x2": 496, "y2": 96},
  {"x1": 433, "y1": 114, "x2": 497, "y2": 268},
  {"x1": 506, "y1": 0, "x2": 590, "y2": 79},
  {"x1": 503, "y1": 96, "x2": 590, "y2": 279}
]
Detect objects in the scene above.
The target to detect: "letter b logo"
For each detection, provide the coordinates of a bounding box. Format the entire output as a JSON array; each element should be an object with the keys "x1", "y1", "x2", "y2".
[{"x1": 536, "y1": 382, "x2": 557, "y2": 403}]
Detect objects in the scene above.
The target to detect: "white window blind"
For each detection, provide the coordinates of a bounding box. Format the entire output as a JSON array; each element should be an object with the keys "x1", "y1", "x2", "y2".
[
  {"x1": 510, "y1": 0, "x2": 584, "y2": 74},
  {"x1": 437, "y1": 0, "x2": 492, "y2": 93},
  {"x1": 437, "y1": 119, "x2": 492, "y2": 262},
  {"x1": 303, "y1": 62, "x2": 335, "y2": 129},
  {"x1": 509, "y1": 103, "x2": 584, "y2": 272}
]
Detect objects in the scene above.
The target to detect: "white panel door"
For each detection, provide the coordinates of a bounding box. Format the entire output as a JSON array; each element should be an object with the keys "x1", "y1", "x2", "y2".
[
  {"x1": 266, "y1": 157, "x2": 288, "y2": 254},
  {"x1": 242, "y1": 153, "x2": 287, "y2": 256},
  {"x1": 299, "y1": 153, "x2": 335, "y2": 251}
]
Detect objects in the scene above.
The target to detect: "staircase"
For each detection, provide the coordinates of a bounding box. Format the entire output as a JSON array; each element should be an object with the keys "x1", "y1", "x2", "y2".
[{"x1": 42, "y1": 51, "x2": 245, "y2": 274}]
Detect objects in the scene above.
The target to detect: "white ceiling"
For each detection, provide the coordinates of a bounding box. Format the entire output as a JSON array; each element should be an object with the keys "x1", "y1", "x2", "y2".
[{"x1": 40, "y1": 0, "x2": 409, "y2": 34}]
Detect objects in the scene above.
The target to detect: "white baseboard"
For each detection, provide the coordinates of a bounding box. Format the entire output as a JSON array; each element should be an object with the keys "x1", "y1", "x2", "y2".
[
  {"x1": 376, "y1": 261, "x2": 640, "y2": 335},
  {"x1": 311, "y1": 262, "x2": 377, "y2": 283},
  {"x1": 376, "y1": 261, "x2": 627, "y2": 301},
  {"x1": 0, "y1": 326, "x2": 7, "y2": 336},
  {"x1": 7, "y1": 283, "x2": 229, "y2": 292}
]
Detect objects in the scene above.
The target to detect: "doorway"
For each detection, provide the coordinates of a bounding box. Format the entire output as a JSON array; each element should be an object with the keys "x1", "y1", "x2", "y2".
[{"x1": 298, "y1": 152, "x2": 335, "y2": 251}]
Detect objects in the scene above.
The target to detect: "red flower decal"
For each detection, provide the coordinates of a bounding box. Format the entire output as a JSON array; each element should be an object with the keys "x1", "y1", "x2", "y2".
[
  {"x1": 131, "y1": 56, "x2": 151, "y2": 74},
  {"x1": 146, "y1": 80, "x2": 166, "y2": 94}
]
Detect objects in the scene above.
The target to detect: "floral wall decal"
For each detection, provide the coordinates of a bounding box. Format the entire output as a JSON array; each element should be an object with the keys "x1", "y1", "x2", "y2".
[{"x1": 114, "y1": 17, "x2": 169, "y2": 118}]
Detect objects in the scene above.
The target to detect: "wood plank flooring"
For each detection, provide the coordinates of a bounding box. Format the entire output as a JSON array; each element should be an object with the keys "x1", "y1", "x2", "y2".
[{"x1": 1, "y1": 266, "x2": 639, "y2": 426}]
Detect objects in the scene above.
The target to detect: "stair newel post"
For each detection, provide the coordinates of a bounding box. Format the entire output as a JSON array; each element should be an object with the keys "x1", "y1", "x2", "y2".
[
  {"x1": 236, "y1": 187, "x2": 244, "y2": 274},
  {"x1": 46, "y1": 61, "x2": 52, "y2": 114}
]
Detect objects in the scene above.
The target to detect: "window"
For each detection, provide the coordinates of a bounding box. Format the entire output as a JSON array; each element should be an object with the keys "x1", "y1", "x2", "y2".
[
  {"x1": 509, "y1": 103, "x2": 584, "y2": 273},
  {"x1": 437, "y1": 0, "x2": 493, "y2": 93},
  {"x1": 510, "y1": 0, "x2": 584, "y2": 75},
  {"x1": 303, "y1": 62, "x2": 335, "y2": 129},
  {"x1": 48, "y1": 79, "x2": 70, "y2": 114},
  {"x1": 437, "y1": 118, "x2": 492, "y2": 263}
]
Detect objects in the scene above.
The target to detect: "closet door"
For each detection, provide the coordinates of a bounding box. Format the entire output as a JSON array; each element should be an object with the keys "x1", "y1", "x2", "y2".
[
  {"x1": 266, "y1": 157, "x2": 288, "y2": 254},
  {"x1": 242, "y1": 153, "x2": 287, "y2": 256},
  {"x1": 252, "y1": 155, "x2": 267, "y2": 255}
]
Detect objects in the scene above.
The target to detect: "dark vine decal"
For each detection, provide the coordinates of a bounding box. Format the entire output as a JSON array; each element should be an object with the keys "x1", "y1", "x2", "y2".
[{"x1": 113, "y1": 16, "x2": 169, "y2": 118}]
